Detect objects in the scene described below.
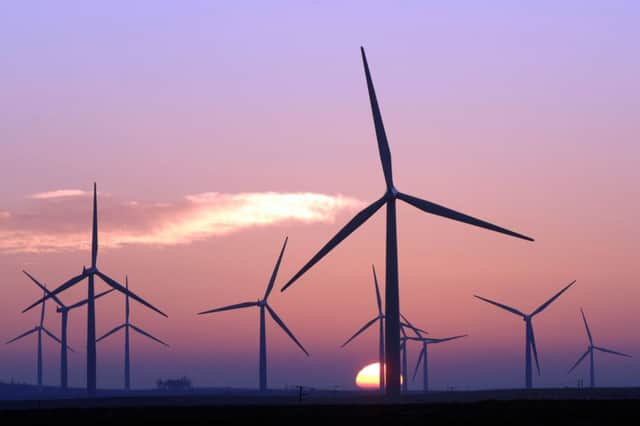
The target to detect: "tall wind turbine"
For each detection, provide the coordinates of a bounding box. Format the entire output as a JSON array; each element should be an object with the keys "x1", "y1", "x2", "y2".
[
  {"x1": 22, "y1": 183, "x2": 167, "y2": 395},
  {"x1": 568, "y1": 308, "x2": 631, "y2": 388},
  {"x1": 474, "y1": 280, "x2": 576, "y2": 388},
  {"x1": 408, "y1": 334, "x2": 467, "y2": 392},
  {"x1": 198, "y1": 237, "x2": 309, "y2": 391},
  {"x1": 22, "y1": 270, "x2": 113, "y2": 389},
  {"x1": 280, "y1": 47, "x2": 533, "y2": 396},
  {"x1": 7, "y1": 286, "x2": 64, "y2": 388},
  {"x1": 97, "y1": 276, "x2": 168, "y2": 391}
]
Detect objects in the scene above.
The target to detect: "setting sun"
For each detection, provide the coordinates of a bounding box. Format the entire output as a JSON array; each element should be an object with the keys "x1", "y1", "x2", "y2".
[{"x1": 355, "y1": 363, "x2": 403, "y2": 390}]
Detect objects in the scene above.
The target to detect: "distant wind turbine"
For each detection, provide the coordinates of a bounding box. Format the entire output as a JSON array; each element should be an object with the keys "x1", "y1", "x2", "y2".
[
  {"x1": 568, "y1": 308, "x2": 631, "y2": 388},
  {"x1": 97, "y1": 276, "x2": 168, "y2": 391},
  {"x1": 340, "y1": 265, "x2": 424, "y2": 392},
  {"x1": 281, "y1": 47, "x2": 533, "y2": 396},
  {"x1": 198, "y1": 237, "x2": 309, "y2": 391},
  {"x1": 7, "y1": 286, "x2": 65, "y2": 388},
  {"x1": 474, "y1": 280, "x2": 576, "y2": 388},
  {"x1": 22, "y1": 183, "x2": 167, "y2": 395},
  {"x1": 22, "y1": 270, "x2": 113, "y2": 389},
  {"x1": 408, "y1": 334, "x2": 467, "y2": 392}
]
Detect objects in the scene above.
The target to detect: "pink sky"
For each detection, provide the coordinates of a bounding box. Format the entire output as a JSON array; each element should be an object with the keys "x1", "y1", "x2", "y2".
[{"x1": 1, "y1": 2, "x2": 639, "y2": 390}]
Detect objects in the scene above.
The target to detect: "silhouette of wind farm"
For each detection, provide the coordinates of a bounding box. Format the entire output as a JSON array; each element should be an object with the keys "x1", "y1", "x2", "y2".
[
  {"x1": 1, "y1": 45, "x2": 638, "y2": 422},
  {"x1": 20, "y1": 184, "x2": 167, "y2": 395}
]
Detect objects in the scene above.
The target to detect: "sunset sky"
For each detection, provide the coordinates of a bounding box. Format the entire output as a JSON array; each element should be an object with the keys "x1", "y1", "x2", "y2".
[{"x1": 1, "y1": 1, "x2": 639, "y2": 391}]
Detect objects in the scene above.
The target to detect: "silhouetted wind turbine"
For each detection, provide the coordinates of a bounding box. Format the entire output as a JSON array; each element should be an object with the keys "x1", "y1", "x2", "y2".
[
  {"x1": 7, "y1": 286, "x2": 64, "y2": 388},
  {"x1": 408, "y1": 334, "x2": 467, "y2": 392},
  {"x1": 474, "y1": 280, "x2": 576, "y2": 388},
  {"x1": 97, "y1": 276, "x2": 168, "y2": 391},
  {"x1": 198, "y1": 237, "x2": 309, "y2": 391},
  {"x1": 568, "y1": 308, "x2": 631, "y2": 388},
  {"x1": 22, "y1": 270, "x2": 113, "y2": 389},
  {"x1": 22, "y1": 183, "x2": 167, "y2": 395},
  {"x1": 340, "y1": 265, "x2": 423, "y2": 392},
  {"x1": 280, "y1": 47, "x2": 533, "y2": 396}
]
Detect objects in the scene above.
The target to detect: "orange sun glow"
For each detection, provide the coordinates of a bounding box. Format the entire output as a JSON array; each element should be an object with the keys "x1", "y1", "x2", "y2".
[{"x1": 355, "y1": 362, "x2": 403, "y2": 390}]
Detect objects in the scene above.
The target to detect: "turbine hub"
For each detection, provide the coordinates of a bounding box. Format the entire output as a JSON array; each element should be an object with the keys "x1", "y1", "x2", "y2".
[{"x1": 387, "y1": 187, "x2": 398, "y2": 199}]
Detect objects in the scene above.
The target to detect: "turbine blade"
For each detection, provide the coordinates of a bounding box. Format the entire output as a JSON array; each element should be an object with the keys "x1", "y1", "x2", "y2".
[
  {"x1": 22, "y1": 272, "x2": 87, "y2": 313},
  {"x1": 413, "y1": 346, "x2": 425, "y2": 382},
  {"x1": 473, "y1": 295, "x2": 525, "y2": 317},
  {"x1": 265, "y1": 305, "x2": 309, "y2": 356},
  {"x1": 400, "y1": 314, "x2": 426, "y2": 337},
  {"x1": 281, "y1": 196, "x2": 386, "y2": 291},
  {"x1": 96, "y1": 271, "x2": 167, "y2": 318},
  {"x1": 529, "y1": 325, "x2": 541, "y2": 376},
  {"x1": 23, "y1": 271, "x2": 65, "y2": 308},
  {"x1": 96, "y1": 324, "x2": 126, "y2": 343},
  {"x1": 66, "y1": 288, "x2": 115, "y2": 311},
  {"x1": 429, "y1": 334, "x2": 468, "y2": 344},
  {"x1": 6, "y1": 327, "x2": 38, "y2": 344},
  {"x1": 130, "y1": 324, "x2": 169, "y2": 347},
  {"x1": 568, "y1": 349, "x2": 590, "y2": 374},
  {"x1": 340, "y1": 316, "x2": 380, "y2": 348},
  {"x1": 594, "y1": 346, "x2": 632, "y2": 358},
  {"x1": 580, "y1": 308, "x2": 593, "y2": 345},
  {"x1": 198, "y1": 301, "x2": 258, "y2": 315},
  {"x1": 397, "y1": 192, "x2": 534, "y2": 242},
  {"x1": 91, "y1": 182, "x2": 98, "y2": 268},
  {"x1": 264, "y1": 237, "x2": 288, "y2": 300},
  {"x1": 42, "y1": 327, "x2": 65, "y2": 348},
  {"x1": 360, "y1": 46, "x2": 394, "y2": 190},
  {"x1": 372, "y1": 265, "x2": 383, "y2": 316},
  {"x1": 531, "y1": 280, "x2": 576, "y2": 316}
]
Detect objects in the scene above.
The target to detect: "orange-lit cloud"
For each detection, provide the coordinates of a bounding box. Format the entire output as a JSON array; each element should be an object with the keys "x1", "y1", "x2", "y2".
[
  {"x1": 27, "y1": 189, "x2": 93, "y2": 200},
  {"x1": 0, "y1": 191, "x2": 363, "y2": 254}
]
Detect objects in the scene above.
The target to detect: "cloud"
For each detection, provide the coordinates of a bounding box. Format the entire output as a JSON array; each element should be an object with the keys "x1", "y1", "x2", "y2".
[
  {"x1": 0, "y1": 191, "x2": 364, "y2": 254},
  {"x1": 28, "y1": 189, "x2": 92, "y2": 200},
  {"x1": 0, "y1": 211, "x2": 10, "y2": 220}
]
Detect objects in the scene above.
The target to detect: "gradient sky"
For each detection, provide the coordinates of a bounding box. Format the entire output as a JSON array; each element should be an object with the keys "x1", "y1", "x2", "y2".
[{"x1": 1, "y1": 1, "x2": 639, "y2": 391}]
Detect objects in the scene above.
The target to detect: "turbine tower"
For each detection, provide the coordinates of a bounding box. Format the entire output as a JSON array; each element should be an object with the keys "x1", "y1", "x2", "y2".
[
  {"x1": 281, "y1": 47, "x2": 534, "y2": 396},
  {"x1": 22, "y1": 183, "x2": 167, "y2": 395},
  {"x1": 474, "y1": 280, "x2": 576, "y2": 388},
  {"x1": 97, "y1": 276, "x2": 168, "y2": 391},
  {"x1": 198, "y1": 237, "x2": 309, "y2": 391},
  {"x1": 408, "y1": 334, "x2": 467, "y2": 392},
  {"x1": 7, "y1": 286, "x2": 64, "y2": 388},
  {"x1": 22, "y1": 270, "x2": 113, "y2": 389},
  {"x1": 568, "y1": 308, "x2": 631, "y2": 387}
]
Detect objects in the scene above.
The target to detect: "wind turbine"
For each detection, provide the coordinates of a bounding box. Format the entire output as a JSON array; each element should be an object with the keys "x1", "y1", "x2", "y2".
[
  {"x1": 7, "y1": 286, "x2": 64, "y2": 388},
  {"x1": 474, "y1": 280, "x2": 576, "y2": 388},
  {"x1": 22, "y1": 270, "x2": 113, "y2": 389},
  {"x1": 97, "y1": 276, "x2": 169, "y2": 391},
  {"x1": 22, "y1": 183, "x2": 167, "y2": 395},
  {"x1": 568, "y1": 308, "x2": 631, "y2": 388},
  {"x1": 408, "y1": 334, "x2": 467, "y2": 392},
  {"x1": 280, "y1": 47, "x2": 534, "y2": 396},
  {"x1": 340, "y1": 265, "x2": 424, "y2": 392},
  {"x1": 198, "y1": 237, "x2": 309, "y2": 391}
]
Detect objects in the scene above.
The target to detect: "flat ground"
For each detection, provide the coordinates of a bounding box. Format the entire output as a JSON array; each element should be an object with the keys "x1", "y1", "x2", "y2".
[{"x1": 2, "y1": 387, "x2": 640, "y2": 425}]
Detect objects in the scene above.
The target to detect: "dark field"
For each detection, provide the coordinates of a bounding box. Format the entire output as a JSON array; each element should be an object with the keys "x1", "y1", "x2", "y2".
[{"x1": 2, "y1": 387, "x2": 640, "y2": 425}]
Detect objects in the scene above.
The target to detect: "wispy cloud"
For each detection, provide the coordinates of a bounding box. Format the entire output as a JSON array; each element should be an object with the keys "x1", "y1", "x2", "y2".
[
  {"x1": 0, "y1": 191, "x2": 363, "y2": 254},
  {"x1": 28, "y1": 189, "x2": 92, "y2": 200}
]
